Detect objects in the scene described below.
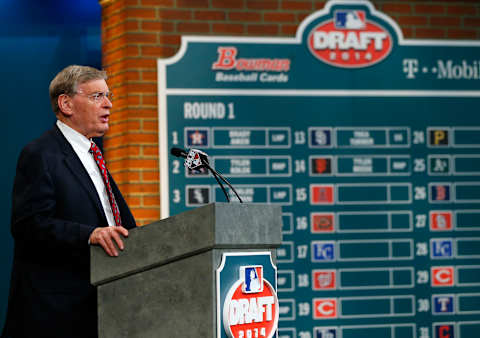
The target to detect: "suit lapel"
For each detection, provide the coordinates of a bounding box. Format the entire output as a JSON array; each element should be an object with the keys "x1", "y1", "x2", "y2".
[{"x1": 51, "y1": 125, "x2": 109, "y2": 225}]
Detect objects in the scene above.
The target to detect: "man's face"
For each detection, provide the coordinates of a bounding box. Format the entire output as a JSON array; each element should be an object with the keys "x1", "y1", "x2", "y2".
[{"x1": 68, "y1": 79, "x2": 112, "y2": 139}]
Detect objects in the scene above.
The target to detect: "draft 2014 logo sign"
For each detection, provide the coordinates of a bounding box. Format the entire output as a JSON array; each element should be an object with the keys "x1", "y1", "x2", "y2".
[{"x1": 218, "y1": 253, "x2": 279, "y2": 338}]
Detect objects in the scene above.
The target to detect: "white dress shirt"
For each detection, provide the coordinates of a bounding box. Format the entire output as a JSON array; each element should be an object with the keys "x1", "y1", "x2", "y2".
[{"x1": 56, "y1": 120, "x2": 115, "y2": 226}]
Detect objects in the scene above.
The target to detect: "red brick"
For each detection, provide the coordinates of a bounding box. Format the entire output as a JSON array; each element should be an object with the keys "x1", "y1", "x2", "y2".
[
  {"x1": 142, "y1": 171, "x2": 160, "y2": 181},
  {"x1": 128, "y1": 183, "x2": 159, "y2": 194},
  {"x1": 212, "y1": 0, "x2": 245, "y2": 9},
  {"x1": 177, "y1": 0, "x2": 209, "y2": 9},
  {"x1": 447, "y1": 29, "x2": 477, "y2": 39},
  {"x1": 125, "y1": 58, "x2": 157, "y2": 68},
  {"x1": 464, "y1": 17, "x2": 480, "y2": 27},
  {"x1": 141, "y1": 45, "x2": 174, "y2": 56},
  {"x1": 141, "y1": 0, "x2": 174, "y2": 6},
  {"x1": 109, "y1": 120, "x2": 142, "y2": 134},
  {"x1": 123, "y1": 195, "x2": 141, "y2": 207},
  {"x1": 396, "y1": 15, "x2": 428, "y2": 26},
  {"x1": 142, "y1": 70, "x2": 158, "y2": 81},
  {"x1": 247, "y1": 24, "x2": 279, "y2": 36},
  {"x1": 212, "y1": 23, "x2": 245, "y2": 35},
  {"x1": 125, "y1": 33, "x2": 158, "y2": 44},
  {"x1": 402, "y1": 27, "x2": 414, "y2": 39},
  {"x1": 127, "y1": 82, "x2": 157, "y2": 93},
  {"x1": 104, "y1": 37, "x2": 128, "y2": 53},
  {"x1": 106, "y1": 24, "x2": 125, "y2": 38},
  {"x1": 132, "y1": 208, "x2": 160, "y2": 220},
  {"x1": 143, "y1": 196, "x2": 160, "y2": 206},
  {"x1": 143, "y1": 144, "x2": 159, "y2": 155},
  {"x1": 314, "y1": 1, "x2": 327, "y2": 10},
  {"x1": 447, "y1": 5, "x2": 476, "y2": 16},
  {"x1": 415, "y1": 28, "x2": 446, "y2": 39},
  {"x1": 281, "y1": 1, "x2": 312, "y2": 11},
  {"x1": 297, "y1": 12, "x2": 310, "y2": 22},
  {"x1": 281, "y1": 24, "x2": 298, "y2": 36},
  {"x1": 228, "y1": 11, "x2": 261, "y2": 22},
  {"x1": 264, "y1": 12, "x2": 296, "y2": 23},
  {"x1": 247, "y1": 0, "x2": 278, "y2": 10},
  {"x1": 107, "y1": 146, "x2": 141, "y2": 159},
  {"x1": 142, "y1": 21, "x2": 175, "y2": 32},
  {"x1": 415, "y1": 4, "x2": 445, "y2": 15},
  {"x1": 126, "y1": 7, "x2": 157, "y2": 19},
  {"x1": 129, "y1": 108, "x2": 158, "y2": 118},
  {"x1": 177, "y1": 22, "x2": 210, "y2": 33},
  {"x1": 194, "y1": 10, "x2": 226, "y2": 21},
  {"x1": 382, "y1": 3, "x2": 412, "y2": 14},
  {"x1": 143, "y1": 121, "x2": 159, "y2": 132},
  {"x1": 158, "y1": 34, "x2": 181, "y2": 45},
  {"x1": 430, "y1": 16, "x2": 461, "y2": 27},
  {"x1": 142, "y1": 95, "x2": 158, "y2": 106},
  {"x1": 104, "y1": 48, "x2": 126, "y2": 65},
  {"x1": 158, "y1": 9, "x2": 192, "y2": 20}
]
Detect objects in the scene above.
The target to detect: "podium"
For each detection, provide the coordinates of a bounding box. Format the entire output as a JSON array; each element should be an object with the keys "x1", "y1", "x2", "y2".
[{"x1": 90, "y1": 203, "x2": 283, "y2": 338}]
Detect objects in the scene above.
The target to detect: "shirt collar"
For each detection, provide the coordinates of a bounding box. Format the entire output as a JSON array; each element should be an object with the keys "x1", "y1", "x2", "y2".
[{"x1": 56, "y1": 120, "x2": 92, "y2": 153}]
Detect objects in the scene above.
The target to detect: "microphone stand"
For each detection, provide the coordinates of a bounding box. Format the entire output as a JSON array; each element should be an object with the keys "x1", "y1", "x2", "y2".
[{"x1": 201, "y1": 160, "x2": 243, "y2": 203}]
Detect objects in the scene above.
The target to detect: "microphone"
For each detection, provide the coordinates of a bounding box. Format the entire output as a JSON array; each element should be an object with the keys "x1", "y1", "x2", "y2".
[
  {"x1": 170, "y1": 147, "x2": 243, "y2": 203},
  {"x1": 170, "y1": 147, "x2": 188, "y2": 158}
]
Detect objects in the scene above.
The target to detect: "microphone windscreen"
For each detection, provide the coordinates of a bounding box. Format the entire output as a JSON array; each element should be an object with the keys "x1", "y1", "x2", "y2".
[{"x1": 170, "y1": 147, "x2": 187, "y2": 158}]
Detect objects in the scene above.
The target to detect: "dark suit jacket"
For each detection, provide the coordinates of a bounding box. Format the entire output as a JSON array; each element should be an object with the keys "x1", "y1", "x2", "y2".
[{"x1": 2, "y1": 125, "x2": 136, "y2": 338}]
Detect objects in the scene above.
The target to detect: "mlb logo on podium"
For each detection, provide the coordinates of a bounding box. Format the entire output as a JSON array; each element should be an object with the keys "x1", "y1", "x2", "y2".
[
  {"x1": 334, "y1": 10, "x2": 366, "y2": 29},
  {"x1": 240, "y1": 266, "x2": 263, "y2": 294}
]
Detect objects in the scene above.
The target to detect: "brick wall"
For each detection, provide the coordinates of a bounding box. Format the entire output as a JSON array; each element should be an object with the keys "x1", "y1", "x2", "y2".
[{"x1": 100, "y1": 0, "x2": 480, "y2": 225}]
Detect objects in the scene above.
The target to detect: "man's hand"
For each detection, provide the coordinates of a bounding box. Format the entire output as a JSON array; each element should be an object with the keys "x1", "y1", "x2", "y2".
[{"x1": 89, "y1": 226, "x2": 129, "y2": 257}]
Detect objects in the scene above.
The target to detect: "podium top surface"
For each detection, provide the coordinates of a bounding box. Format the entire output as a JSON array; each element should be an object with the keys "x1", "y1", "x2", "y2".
[{"x1": 91, "y1": 203, "x2": 282, "y2": 285}]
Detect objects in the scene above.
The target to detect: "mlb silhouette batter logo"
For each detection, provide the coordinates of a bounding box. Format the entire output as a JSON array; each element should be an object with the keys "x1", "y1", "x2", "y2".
[
  {"x1": 241, "y1": 266, "x2": 263, "y2": 294},
  {"x1": 334, "y1": 10, "x2": 366, "y2": 29}
]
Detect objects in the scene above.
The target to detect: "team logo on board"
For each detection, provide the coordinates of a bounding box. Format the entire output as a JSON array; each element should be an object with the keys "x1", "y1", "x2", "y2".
[
  {"x1": 312, "y1": 270, "x2": 336, "y2": 290},
  {"x1": 311, "y1": 213, "x2": 335, "y2": 233},
  {"x1": 186, "y1": 129, "x2": 209, "y2": 147},
  {"x1": 430, "y1": 211, "x2": 453, "y2": 231},
  {"x1": 431, "y1": 267, "x2": 454, "y2": 287},
  {"x1": 433, "y1": 295, "x2": 454, "y2": 314},
  {"x1": 307, "y1": 9, "x2": 392, "y2": 68},
  {"x1": 315, "y1": 327, "x2": 337, "y2": 338},
  {"x1": 434, "y1": 324, "x2": 455, "y2": 338},
  {"x1": 313, "y1": 299, "x2": 338, "y2": 319},
  {"x1": 311, "y1": 185, "x2": 335, "y2": 204}
]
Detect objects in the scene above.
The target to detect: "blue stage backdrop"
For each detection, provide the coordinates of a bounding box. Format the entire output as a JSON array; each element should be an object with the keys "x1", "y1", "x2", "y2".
[
  {"x1": 1, "y1": 0, "x2": 102, "y2": 329},
  {"x1": 158, "y1": 1, "x2": 480, "y2": 337}
]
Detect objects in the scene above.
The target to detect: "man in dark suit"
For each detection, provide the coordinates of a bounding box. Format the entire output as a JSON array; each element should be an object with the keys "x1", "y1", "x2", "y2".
[{"x1": 2, "y1": 65, "x2": 137, "y2": 338}]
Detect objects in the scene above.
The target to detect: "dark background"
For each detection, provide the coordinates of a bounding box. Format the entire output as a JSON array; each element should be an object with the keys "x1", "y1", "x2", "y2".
[{"x1": 1, "y1": 0, "x2": 102, "y2": 328}]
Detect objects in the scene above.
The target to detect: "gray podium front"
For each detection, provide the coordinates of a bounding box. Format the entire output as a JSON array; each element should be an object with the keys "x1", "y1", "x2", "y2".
[{"x1": 90, "y1": 203, "x2": 283, "y2": 338}]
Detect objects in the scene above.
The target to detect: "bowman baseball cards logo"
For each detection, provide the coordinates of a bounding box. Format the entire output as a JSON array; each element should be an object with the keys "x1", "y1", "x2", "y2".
[
  {"x1": 218, "y1": 253, "x2": 279, "y2": 338},
  {"x1": 307, "y1": 9, "x2": 392, "y2": 68}
]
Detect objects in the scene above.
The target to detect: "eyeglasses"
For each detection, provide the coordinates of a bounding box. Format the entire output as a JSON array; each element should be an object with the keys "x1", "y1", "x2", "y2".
[{"x1": 74, "y1": 91, "x2": 114, "y2": 102}]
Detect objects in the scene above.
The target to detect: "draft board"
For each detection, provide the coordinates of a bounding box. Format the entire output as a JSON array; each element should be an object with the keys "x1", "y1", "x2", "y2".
[{"x1": 158, "y1": 1, "x2": 480, "y2": 337}]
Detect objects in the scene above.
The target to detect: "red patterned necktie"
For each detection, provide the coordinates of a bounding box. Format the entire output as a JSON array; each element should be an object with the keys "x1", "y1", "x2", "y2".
[{"x1": 90, "y1": 141, "x2": 122, "y2": 227}]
